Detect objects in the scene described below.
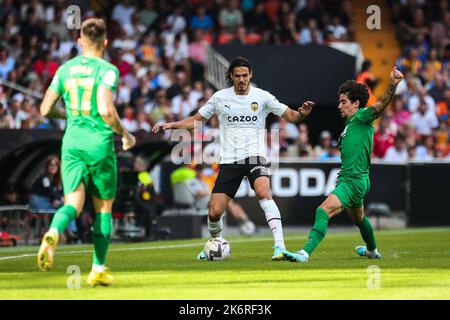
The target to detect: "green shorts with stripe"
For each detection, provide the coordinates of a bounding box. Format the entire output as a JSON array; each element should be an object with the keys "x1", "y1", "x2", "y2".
[
  {"x1": 61, "y1": 147, "x2": 117, "y2": 200},
  {"x1": 331, "y1": 177, "x2": 370, "y2": 209}
]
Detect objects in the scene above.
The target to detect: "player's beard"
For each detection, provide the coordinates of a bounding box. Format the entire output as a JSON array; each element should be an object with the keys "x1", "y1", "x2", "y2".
[{"x1": 235, "y1": 82, "x2": 249, "y2": 94}]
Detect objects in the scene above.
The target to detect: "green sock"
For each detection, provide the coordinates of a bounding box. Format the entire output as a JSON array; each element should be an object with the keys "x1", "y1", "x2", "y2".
[
  {"x1": 92, "y1": 213, "x2": 112, "y2": 266},
  {"x1": 303, "y1": 208, "x2": 330, "y2": 255},
  {"x1": 355, "y1": 216, "x2": 377, "y2": 251},
  {"x1": 49, "y1": 205, "x2": 78, "y2": 235}
]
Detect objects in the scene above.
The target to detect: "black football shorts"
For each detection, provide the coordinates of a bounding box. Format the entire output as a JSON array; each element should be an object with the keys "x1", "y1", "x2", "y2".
[{"x1": 212, "y1": 156, "x2": 270, "y2": 198}]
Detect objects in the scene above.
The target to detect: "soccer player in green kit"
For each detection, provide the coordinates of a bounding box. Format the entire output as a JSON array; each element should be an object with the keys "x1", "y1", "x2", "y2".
[
  {"x1": 37, "y1": 18, "x2": 136, "y2": 286},
  {"x1": 283, "y1": 67, "x2": 404, "y2": 262}
]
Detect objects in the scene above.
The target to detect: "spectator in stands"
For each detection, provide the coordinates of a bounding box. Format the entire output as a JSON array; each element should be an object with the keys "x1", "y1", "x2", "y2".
[
  {"x1": 112, "y1": 0, "x2": 136, "y2": 29},
  {"x1": 391, "y1": 95, "x2": 410, "y2": 127},
  {"x1": 327, "y1": 16, "x2": 348, "y2": 41},
  {"x1": 319, "y1": 140, "x2": 340, "y2": 161},
  {"x1": 435, "y1": 120, "x2": 449, "y2": 155},
  {"x1": 136, "y1": 111, "x2": 152, "y2": 133},
  {"x1": 0, "y1": 12, "x2": 20, "y2": 43},
  {"x1": 190, "y1": 5, "x2": 214, "y2": 32},
  {"x1": 123, "y1": 12, "x2": 146, "y2": 41},
  {"x1": 416, "y1": 135, "x2": 436, "y2": 161},
  {"x1": 7, "y1": 95, "x2": 28, "y2": 129},
  {"x1": 313, "y1": 130, "x2": 332, "y2": 158},
  {"x1": 373, "y1": 116, "x2": 396, "y2": 158},
  {"x1": 408, "y1": 87, "x2": 437, "y2": 115},
  {"x1": 298, "y1": 18, "x2": 324, "y2": 45},
  {"x1": 19, "y1": 7, "x2": 45, "y2": 42},
  {"x1": 121, "y1": 105, "x2": 138, "y2": 133},
  {"x1": 296, "y1": 123, "x2": 314, "y2": 157},
  {"x1": 45, "y1": 7, "x2": 69, "y2": 41},
  {"x1": 356, "y1": 60, "x2": 379, "y2": 106},
  {"x1": 146, "y1": 88, "x2": 173, "y2": 125},
  {"x1": 29, "y1": 155, "x2": 63, "y2": 213},
  {"x1": 270, "y1": 117, "x2": 300, "y2": 144},
  {"x1": 410, "y1": 100, "x2": 439, "y2": 137},
  {"x1": 0, "y1": 102, "x2": 11, "y2": 128},
  {"x1": 172, "y1": 85, "x2": 197, "y2": 120},
  {"x1": 0, "y1": 47, "x2": 14, "y2": 81},
  {"x1": 139, "y1": 0, "x2": 159, "y2": 29},
  {"x1": 219, "y1": 0, "x2": 244, "y2": 33},
  {"x1": 384, "y1": 135, "x2": 408, "y2": 162},
  {"x1": 297, "y1": 0, "x2": 323, "y2": 26},
  {"x1": 397, "y1": 47, "x2": 422, "y2": 75},
  {"x1": 166, "y1": 4, "x2": 187, "y2": 34}
]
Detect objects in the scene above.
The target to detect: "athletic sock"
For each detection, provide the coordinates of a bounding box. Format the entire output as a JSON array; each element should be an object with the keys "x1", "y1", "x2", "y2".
[
  {"x1": 259, "y1": 199, "x2": 285, "y2": 248},
  {"x1": 92, "y1": 213, "x2": 112, "y2": 267},
  {"x1": 49, "y1": 205, "x2": 78, "y2": 235},
  {"x1": 303, "y1": 207, "x2": 330, "y2": 255},
  {"x1": 207, "y1": 217, "x2": 223, "y2": 238},
  {"x1": 354, "y1": 216, "x2": 377, "y2": 251}
]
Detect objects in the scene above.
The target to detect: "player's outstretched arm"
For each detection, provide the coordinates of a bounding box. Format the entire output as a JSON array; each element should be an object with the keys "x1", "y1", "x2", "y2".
[
  {"x1": 282, "y1": 101, "x2": 315, "y2": 123},
  {"x1": 40, "y1": 88, "x2": 66, "y2": 119},
  {"x1": 97, "y1": 85, "x2": 135, "y2": 151},
  {"x1": 152, "y1": 112, "x2": 206, "y2": 133},
  {"x1": 369, "y1": 66, "x2": 404, "y2": 119}
]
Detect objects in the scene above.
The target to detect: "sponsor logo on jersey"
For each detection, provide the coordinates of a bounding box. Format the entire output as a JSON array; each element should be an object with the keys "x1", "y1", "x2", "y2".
[
  {"x1": 227, "y1": 115, "x2": 258, "y2": 122},
  {"x1": 251, "y1": 102, "x2": 258, "y2": 112}
]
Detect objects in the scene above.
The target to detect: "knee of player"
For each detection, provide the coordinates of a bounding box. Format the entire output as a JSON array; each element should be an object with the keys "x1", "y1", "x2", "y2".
[
  {"x1": 208, "y1": 203, "x2": 224, "y2": 220},
  {"x1": 255, "y1": 190, "x2": 272, "y2": 200}
]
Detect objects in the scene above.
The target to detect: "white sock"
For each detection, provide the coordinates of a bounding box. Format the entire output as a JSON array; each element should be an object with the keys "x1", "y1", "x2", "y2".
[
  {"x1": 92, "y1": 264, "x2": 105, "y2": 273},
  {"x1": 49, "y1": 228, "x2": 59, "y2": 236},
  {"x1": 370, "y1": 248, "x2": 380, "y2": 255},
  {"x1": 207, "y1": 217, "x2": 223, "y2": 238},
  {"x1": 259, "y1": 199, "x2": 285, "y2": 248}
]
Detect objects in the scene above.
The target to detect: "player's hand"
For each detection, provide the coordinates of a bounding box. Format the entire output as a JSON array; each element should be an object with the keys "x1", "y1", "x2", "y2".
[
  {"x1": 152, "y1": 122, "x2": 174, "y2": 133},
  {"x1": 298, "y1": 101, "x2": 315, "y2": 118},
  {"x1": 122, "y1": 132, "x2": 136, "y2": 151},
  {"x1": 390, "y1": 66, "x2": 404, "y2": 86}
]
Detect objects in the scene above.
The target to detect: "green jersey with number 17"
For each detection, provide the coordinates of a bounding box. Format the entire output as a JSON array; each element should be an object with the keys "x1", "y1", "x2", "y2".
[{"x1": 49, "y1": 55, "x2": 119, "y2": 151}]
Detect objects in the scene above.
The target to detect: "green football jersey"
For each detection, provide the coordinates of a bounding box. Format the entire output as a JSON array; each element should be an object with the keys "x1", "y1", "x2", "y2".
[
  {"x1": 49, "y1": 55, "x2": 119, "y2": 151},
  {"x1": 338, "y1": 107, "x2": 375, "y2": 179}
]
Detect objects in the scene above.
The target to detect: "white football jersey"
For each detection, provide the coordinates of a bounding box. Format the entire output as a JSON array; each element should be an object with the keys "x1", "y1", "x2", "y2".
[{"x1": 198, "y1": 86, "x2": 288, "y2": 164}]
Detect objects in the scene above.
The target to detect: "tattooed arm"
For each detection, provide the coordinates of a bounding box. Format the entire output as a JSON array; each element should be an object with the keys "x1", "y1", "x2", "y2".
[{"x1": 370, "y1": 67, "x2": 404, "y2": 119}]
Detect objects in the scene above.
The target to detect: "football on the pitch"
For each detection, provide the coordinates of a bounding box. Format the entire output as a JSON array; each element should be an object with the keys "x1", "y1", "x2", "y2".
[{"x1": 204, "y1": 237, "x2": 231, "y2": 261}]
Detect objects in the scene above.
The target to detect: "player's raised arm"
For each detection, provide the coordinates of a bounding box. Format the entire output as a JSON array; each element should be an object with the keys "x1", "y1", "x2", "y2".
[
  {"x1": 152, "y1": 112, "x2": 207, "y2": 133},
  {"x1": 40, "y1": 88, "x2": 66, "y2": 119},
  {"x1": 282, "y1": 101, "x2": 315, "y2": 123},
  {"x1": 97, "y1": 85, "x2": 135, "y2": 150},
  {"x1": 369, "y1": 66, "x2": 404, "y2": 119}
]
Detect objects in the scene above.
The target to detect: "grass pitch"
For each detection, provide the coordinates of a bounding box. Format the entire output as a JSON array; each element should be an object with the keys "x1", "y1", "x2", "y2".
[{"x1": 0, "y1": 228, "x2": 449, "y2": 300}]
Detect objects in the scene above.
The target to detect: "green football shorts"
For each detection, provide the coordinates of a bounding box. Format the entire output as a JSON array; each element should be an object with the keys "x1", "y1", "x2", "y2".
[
  {"x1": 61, "y1": 147, "x2": 117, "y2": 200},
  {"x1": 331, "y1": 177, "x2": 370, "y2": 209}
]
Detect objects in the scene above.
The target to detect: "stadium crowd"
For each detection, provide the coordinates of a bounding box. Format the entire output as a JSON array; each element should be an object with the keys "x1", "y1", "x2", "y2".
[{"x1": 0, "y1": 0, "x2": 448, "y2": 161}]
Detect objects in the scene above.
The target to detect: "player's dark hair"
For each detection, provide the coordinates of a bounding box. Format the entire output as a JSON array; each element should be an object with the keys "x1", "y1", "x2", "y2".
[
  {"x1": 81, "y1": 18, "x2": 106, "y2": 46},
  {"x1": 338, "y1": 80, "x2": 369, "y2": 108},
  {"x1": 226, "y1": 56, "x2": 252, "y2": 86}
]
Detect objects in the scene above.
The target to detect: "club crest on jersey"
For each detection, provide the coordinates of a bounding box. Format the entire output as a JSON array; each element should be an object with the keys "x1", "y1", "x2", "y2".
[{"x1": 251, "y1": 102, "x2": 258, "y2": 112}]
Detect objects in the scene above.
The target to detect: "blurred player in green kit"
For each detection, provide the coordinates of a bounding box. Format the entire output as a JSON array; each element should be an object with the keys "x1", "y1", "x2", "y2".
[
  {"x1": 283, "y1": 67, "x2": 404, "y2": 263},
  {"x1": 37, "y1": 18, "x2": 136, "y2": 286}
]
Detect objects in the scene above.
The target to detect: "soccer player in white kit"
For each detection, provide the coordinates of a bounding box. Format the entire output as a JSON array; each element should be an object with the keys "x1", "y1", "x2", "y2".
[{"x1": 153, "y1": 56, "x2": 315, "y2": 260}]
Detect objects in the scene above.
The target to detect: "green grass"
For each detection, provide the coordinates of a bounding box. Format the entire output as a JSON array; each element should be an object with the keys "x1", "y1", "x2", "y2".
[{"x1": 1, "y1": 228, "x2": 450, "y2": 299}]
